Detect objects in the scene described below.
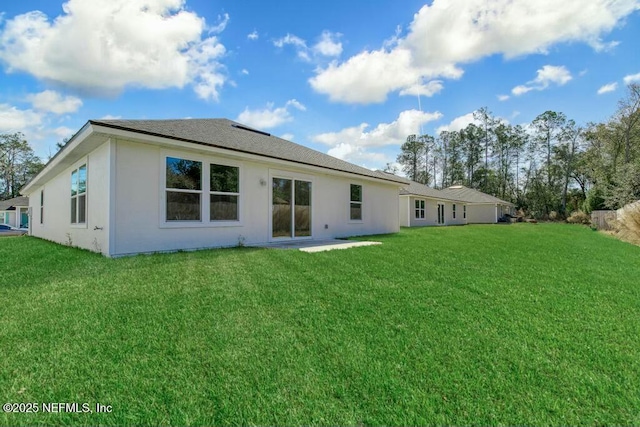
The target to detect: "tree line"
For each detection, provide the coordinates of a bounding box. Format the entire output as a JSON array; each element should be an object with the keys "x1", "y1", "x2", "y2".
[{"x1": 393, "y1": 84, "x2": 640, "y2": 219}]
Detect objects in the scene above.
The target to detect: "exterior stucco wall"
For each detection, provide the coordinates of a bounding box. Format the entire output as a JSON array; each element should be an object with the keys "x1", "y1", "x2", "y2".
[
  {"x1": 111, "y1": 139, "x2": 400, "y2": 256},
  {"x1": 466, "y1": 204, "x2": 497, "y2": 224},
  {"x1": 1, "y1": 211, "x2": 16, "y2": 227},
  {"x1": 400, "y1": 196, "x2": 467, "y2": 227},
  {"x1": 26, "y1": 140, "x2": 112, "y2": 254}
]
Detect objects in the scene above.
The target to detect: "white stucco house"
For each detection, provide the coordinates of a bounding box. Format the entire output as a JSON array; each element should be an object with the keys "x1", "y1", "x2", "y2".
[
  {"x1": 399, "y1": 181, "x2": 468, "y2": 227},
  {"x1": 0, "y1": 196, "x2": 29, "y2": 230},
  {"x1": 21, "y1": 118, "x2": 408, "y2": 256},
  {"x1": 399, "y1": 181, "x2": 515, "y2": 226},
  {"x1": 440, "y1": 185, "x2": 515, "y2": 223}
]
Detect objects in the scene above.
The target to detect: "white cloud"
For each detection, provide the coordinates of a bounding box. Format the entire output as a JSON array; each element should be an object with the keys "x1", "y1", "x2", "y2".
[
  {"x1": 310, "y1": 0, "x2": 638, "y2": 104},
  {"x1": 236, "y1": 99, "x2": 306, "y2": 129},
  {"x1": 436, "y1": 112, "x2": 478, "y2": 134},
  {"x1": 247, "y1": 30, "x2": 258, "y2": 41},
  {"x1": 241, "y1": 69, "x2": 249, "y2": 75},
  {"x1": 326, "y1": 143, "x2": 390, "y2": 167},
  {"x1": 0, "y1": 0, "x2": 229, "y2": 101},
  {"x1": 275, "y1": 30, "x2": 344, "y2": 62},
  {"x1": 437, "y1": 110, "x2": 510, "y2": 134},
  {"x1": 497, "y1": 94, "x2": 510, "y2": 101},
  {"x1": 209, "y1": 13, "x2": 229, "y2": 34},
  {"x1": 0, "y1": 103, "x2": 42, "y2": 132},
  {"x1": 597, "y1": 82, "x2": 618, "y2": 94},
  {"x1": 310, "y1": 48, "x2": 428, "y2": 104},
  {"x1": 53, "y1": 126, "x2": 75, "y2": 138},
  {"x1": 399, "y1": 80, "x2": 444, "y2": 97},
  {"x1": 313, "y1": 109, "x2": 442, "y2": 150},
  {"x1": 511, "y1": 65, "x2": 573, "y2": 96},
  {"x1": 280, "y1": 133, "x2": 294, "y2": 141},
  {"x1": 512, "y1": 85, "x2": 534, "y2": 96},
  {"x1": 273, "y1": 33, "x2": 310, "y2": 61},
  {"x1": 623, "y1": 72, "x2": 640, "y2": 84},
  {"x1": 27, "y1": 90, "x2": 82, "y2": 114},
  {"x1": 100, "y1": 114, "x2": 122, "y2": 120},
  {"x1": 312, "y1": 31, "x2": 342, "y2": 57}
]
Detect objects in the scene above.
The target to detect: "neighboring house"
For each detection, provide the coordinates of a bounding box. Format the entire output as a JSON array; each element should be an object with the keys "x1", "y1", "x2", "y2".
[
  {"x1": 21, "y1": 118, "x2": 408, "y2": 256},
  {"x1": 0, "y1": 196, "x2": 30, "y2": 229},
  {"x1": 440, "y1": 185, "x2": 515, "y2": 223},
  {"x1": 399, "y1": 181, "x2": 468, "y2": 227},
  {"x1": 399, "y1": 182, "x2": 515, "y2": 226}
]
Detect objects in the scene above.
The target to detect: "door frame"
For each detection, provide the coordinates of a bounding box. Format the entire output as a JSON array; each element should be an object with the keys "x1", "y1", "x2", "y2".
[
  {"x1": 437, "y1": 202, "x2": 445, "y2": 225},
  {"x1": 268, "y1": 169, "x2": 314, "y2": 242}
]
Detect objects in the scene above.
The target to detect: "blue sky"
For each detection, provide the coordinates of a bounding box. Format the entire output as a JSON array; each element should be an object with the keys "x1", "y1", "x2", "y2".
[{"x1": 1, "y1": 0, "x2": 639, "y2": 169}]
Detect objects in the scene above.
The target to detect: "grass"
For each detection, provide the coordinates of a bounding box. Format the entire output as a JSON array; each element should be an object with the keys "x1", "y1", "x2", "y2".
[{"x1": 1, "y1": 223, "x2": 640, "y2": 425}]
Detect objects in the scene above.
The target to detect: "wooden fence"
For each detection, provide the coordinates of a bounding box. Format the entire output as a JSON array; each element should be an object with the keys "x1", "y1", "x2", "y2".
[{"x1": 590, "y1": 210, "x2": 617, "y2": 230}]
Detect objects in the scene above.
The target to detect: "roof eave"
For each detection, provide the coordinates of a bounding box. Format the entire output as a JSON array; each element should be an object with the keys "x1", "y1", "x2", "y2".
[
  {"x1": 89, "y1": 120, "x2": 409, "y2": 185},
  {"x1": 21, "y1": 121, "x2": 96, "y2": 195}
]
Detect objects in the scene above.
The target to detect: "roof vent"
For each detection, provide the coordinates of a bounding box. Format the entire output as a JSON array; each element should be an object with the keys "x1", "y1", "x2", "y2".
[
  {"x1": 449, "y1": 185, "x2": 463, "y2": 189},
  {"x1": 232, "y1": 123, "x2": 271, "y2": 136}
]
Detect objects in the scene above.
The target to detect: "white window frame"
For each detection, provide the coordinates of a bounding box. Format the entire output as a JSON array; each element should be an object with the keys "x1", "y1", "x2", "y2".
[
  {"x1": 70, "y1": 163, "x2": 87, "y2": 227},
  {"x1": 463, "y1": 204, "x2": 467, "y2": 219},
  {"x1": 415, "y1": 199, "x2": 426, "y2": 220},
  {"x1": 209, "y1": 163, "x2": 241, "y2": 223},
  {"x1": 349, "y1": 183, "x2": 363, "y2": 222},
  {"x1": 40, "y1": 189, "x2": 44, "y2": 225},
  {"x1": 160, "y1": 151, "x2": 243, "y2": 228},
  {"x1": 453, "y1": 203, "x2": 457, "y2": 219}
]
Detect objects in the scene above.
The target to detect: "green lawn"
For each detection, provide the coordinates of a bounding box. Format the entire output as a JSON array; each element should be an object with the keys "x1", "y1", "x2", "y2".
[{"x1": 1, "y1": 224, "x2": 639, "y2": 426}]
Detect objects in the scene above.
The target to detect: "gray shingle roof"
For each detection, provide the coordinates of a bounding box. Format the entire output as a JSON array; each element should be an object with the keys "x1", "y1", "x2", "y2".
[
  {"x1": 400, "y1": 181, "x2": 466, "y2": 202},
  {"x1": 90, "y1": 118, "x2": 408, "y2": 184},
  {"x1": 439, "y1": 186, "x2": 514, "y2": 205},
  {"x1": 0, "y1": 196, "x2": 29, "y2": 210}
]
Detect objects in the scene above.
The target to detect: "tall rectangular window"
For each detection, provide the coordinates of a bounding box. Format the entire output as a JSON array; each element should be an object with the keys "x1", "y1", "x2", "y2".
[
  {"x1": 40, "y1": 190, "x2": 44, "y2": 224},
  {"x1": 350, "y1": 184, "x2": 362, "y2": 221},
  {"x1": 210, "y1": 164, "x2": 239, "y2": 221},
  {"x1": 463, "y1": 205, "x2": 467, "y2": 219},
  {"x1": 166, "y1": 157, "x2": 202, "y2": 221},
  {"x1": 415, "y1": 199, "x2": 425, "y2": 219},
  {"x1": 453, "y1": 204, "x2": 457, "y2": 219},
  {"x1": 70, "y1": 164, "x2": 87, "y2": 224}
]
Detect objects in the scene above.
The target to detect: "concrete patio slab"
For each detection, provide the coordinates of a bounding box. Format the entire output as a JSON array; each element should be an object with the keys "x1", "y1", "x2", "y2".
[{"x1": 250, "y1": 239, "x2": 381, "y2": 252}]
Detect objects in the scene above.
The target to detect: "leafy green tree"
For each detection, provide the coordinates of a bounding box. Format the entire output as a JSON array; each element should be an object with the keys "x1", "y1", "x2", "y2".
[
  {"x1": 473, "y1": 107, "x2": 497, "y2": 192},
  {"x1": 531, "y1": 111, "x2": 567, "y2": 214},
  {"x1": 396, "y1": 135, "x2": 425, "y2": 182},
  {"x1": 0, "y1": 132, "x2": 44, "y2": 199},
  {"x1": 460, "y1": 123, "x2": 483, "y2": 188},
  {"x1": 555, "y1": 120, "x2": 583, "y2": 214}
]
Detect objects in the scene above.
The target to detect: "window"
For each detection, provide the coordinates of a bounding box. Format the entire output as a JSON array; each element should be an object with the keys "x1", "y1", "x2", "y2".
[
  {"x1": 210, "y1": 164, "x2": 239, "y2": 221},
  {"x1": 70, "y1": 164, "x2": 87, "y2": 224},
  {"x1": 415, "y1": 199, "x2": 425, "y2": 219},
  {"x1": 166, "y1": 157, "x2": 202, "y2": 221},
  {"x1": 453, "y1": 204, "x2": 457, "y2": 219},
  {"x1": 350, "y1": 184, "x2": 362, "y2": 221},
  {"x1": 40, "y1": 190, "x2": 44, "y2": 224},
  {"x1": 463, "y1": 205, "x2": 467, "y2": 219}
]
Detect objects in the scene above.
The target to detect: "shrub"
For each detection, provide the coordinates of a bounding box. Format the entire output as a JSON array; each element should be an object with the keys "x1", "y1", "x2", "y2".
[
  {"x1": 549, "y1": 211, "x2": 565, "y2": 221},
  {"x1": 612, "y1": 201, "x2": 640, "y2": 245},
  {"x1": 566, "y1": 211, "x2": 591, "y2": 225},
  {"x1": 583, "y1": 188, "x2": 606, "y2": 214}
]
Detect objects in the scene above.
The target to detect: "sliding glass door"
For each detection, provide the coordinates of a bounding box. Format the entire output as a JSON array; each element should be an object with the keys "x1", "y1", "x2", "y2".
[{"x1": 272, "y1": 178, "x2": 312, "y2": 239}]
